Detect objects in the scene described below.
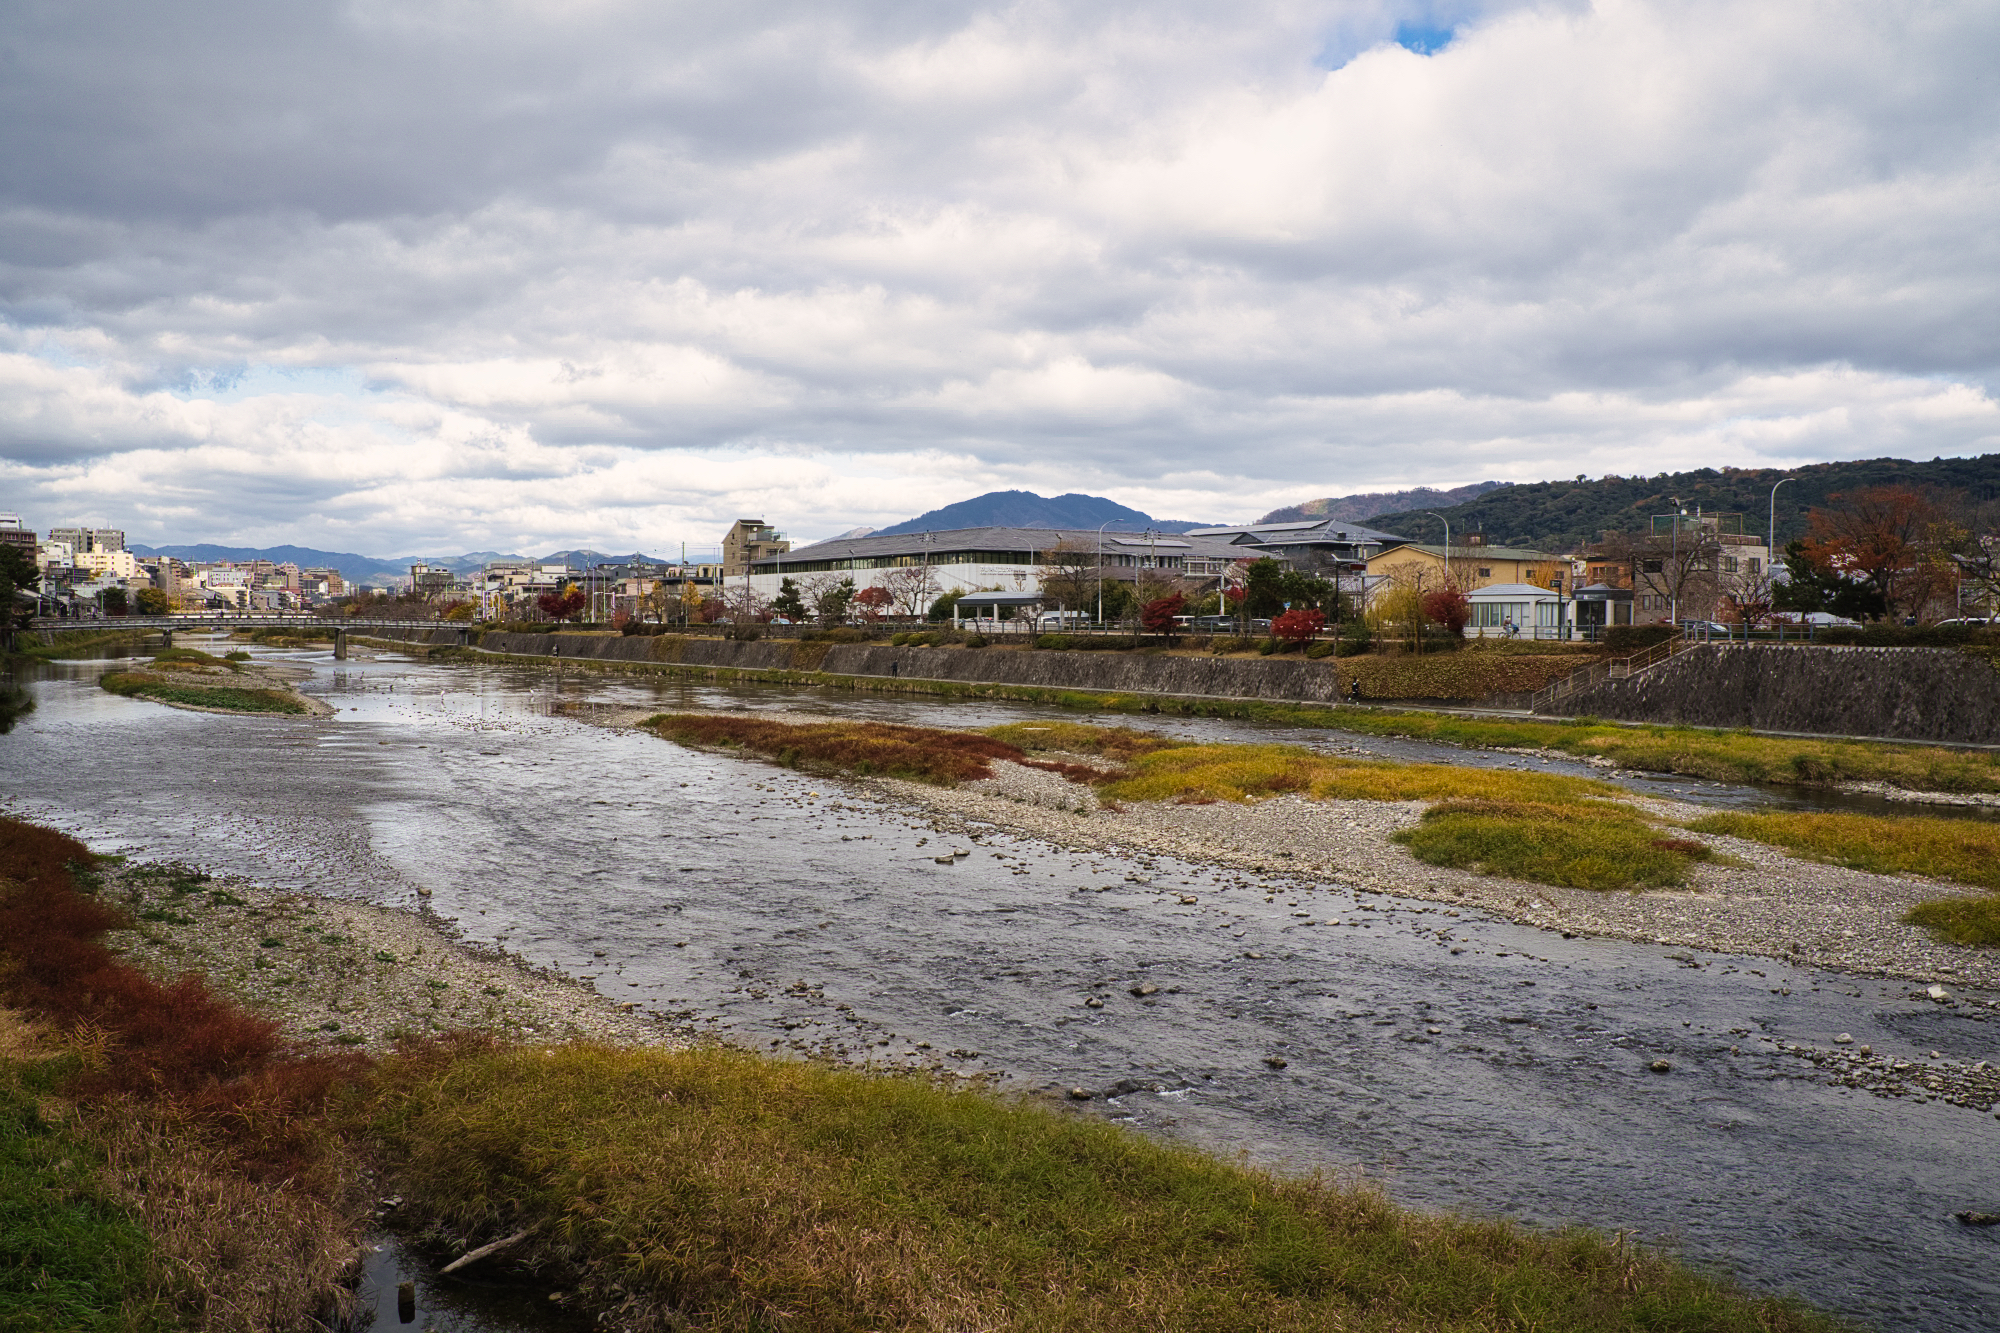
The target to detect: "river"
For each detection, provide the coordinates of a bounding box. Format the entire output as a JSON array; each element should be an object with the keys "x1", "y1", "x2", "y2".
[{"x1": 3, "y1": 641, "x2": 1997, "y2": 1332}]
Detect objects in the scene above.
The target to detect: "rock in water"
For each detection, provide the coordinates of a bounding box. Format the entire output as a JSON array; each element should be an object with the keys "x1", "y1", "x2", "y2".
[
  {"x1": 1833, "y1": 1033, "x2": 1853, "y2": 1045},
  {"x1": 1649, "y1": 1059, "x2": 1672, "y2": 1074},
  {"x1": 1129, "y1": 982, "x2": 1159, "y2": 997},
  {"x1": 1954, "y1": 1210, "x2": 2000, "y2": 1226},
  {"x1": 1264, "y1": 1055, "x2": 1288, "y2": 1069}
]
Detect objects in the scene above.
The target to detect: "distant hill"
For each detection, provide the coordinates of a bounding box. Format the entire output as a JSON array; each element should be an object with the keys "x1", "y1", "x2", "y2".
[
  {"x1": 1362, "y1": 455, "x2": 2000, "y2": 553},
  {"x1": 124, "y1": 543, "x2": 673, "y2": 585},
  {"x1": 1257, "y1": 482, "x2": 1508, "y2": 525},
  {"x1": 869, "y1": 490, "x2": 1211, "y2": 538},
  {"x1": 124, "y1": 543, "x2": 455, "y2": 586}
]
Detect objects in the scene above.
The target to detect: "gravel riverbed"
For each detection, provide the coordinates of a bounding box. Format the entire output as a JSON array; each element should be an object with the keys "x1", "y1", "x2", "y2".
[{"x1": 101, "y1": 863, "x2": 673, "y2": 1053}]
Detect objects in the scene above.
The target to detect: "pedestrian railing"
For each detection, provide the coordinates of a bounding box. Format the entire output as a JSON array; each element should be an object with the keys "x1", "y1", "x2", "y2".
[{"x1": 1529, "y1": 635, "x2": 1698, "y2": 712}]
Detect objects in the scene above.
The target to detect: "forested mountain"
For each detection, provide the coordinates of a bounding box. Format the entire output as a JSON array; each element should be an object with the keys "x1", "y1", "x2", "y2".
[
  {"x1": 1363, "y1": 455, "x2": 2000, "y2": 553},
  {"x1": 1256, "y1": 481, "x2": 1507, "y2": 525},
  {"x1": 869, "y1": 490, "x2": 1210, "y2": 536}
]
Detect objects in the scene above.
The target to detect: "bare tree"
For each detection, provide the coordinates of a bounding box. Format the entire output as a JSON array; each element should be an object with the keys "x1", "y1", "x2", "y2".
[
  {"x1": 1590, "y1": 527, "x2": 1723, "y2": 622},
  {"x1": 1038, "y1": 537, "x2": 1099, "y2": 612},
  {"x1": 881, "y1": 563, "x2": 939, "y2": 618}
]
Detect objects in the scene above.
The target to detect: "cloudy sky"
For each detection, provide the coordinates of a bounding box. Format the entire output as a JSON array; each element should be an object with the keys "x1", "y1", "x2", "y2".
[{"x1": 3, "y1": 0, "x2": 1996, "y2": 555}]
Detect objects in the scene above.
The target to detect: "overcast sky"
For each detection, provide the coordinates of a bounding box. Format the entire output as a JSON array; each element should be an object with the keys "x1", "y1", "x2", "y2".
[{"x1": 3, "y1": 0, "x2": 1996, "y2": 555}]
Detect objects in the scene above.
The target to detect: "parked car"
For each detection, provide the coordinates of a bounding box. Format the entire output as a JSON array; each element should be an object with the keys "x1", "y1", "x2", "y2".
[
  {"x1": 1191, "y1": 614, "x2": 1237, "y2": 631},
  {"x1": 1677, "y1": 619, "x2": 1733, "y2": 635},
  {"x1": 1934, "y1": 617, "x2": 1994, "y2": 628},
  {"x1": 1037, "y1": 610, "x2": 1090, "y2": 629}
]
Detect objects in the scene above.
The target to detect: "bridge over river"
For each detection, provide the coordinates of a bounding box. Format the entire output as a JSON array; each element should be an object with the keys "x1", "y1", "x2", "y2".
[{"x1": 17, "y1": 614, "x2": 469, "y2": 659}]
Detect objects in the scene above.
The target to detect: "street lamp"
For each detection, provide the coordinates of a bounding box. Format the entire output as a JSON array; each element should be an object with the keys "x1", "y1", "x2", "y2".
[
  {"x1": 1668, "y1": 497, "x2": 1686, "y2": 628},
  {"x1": 1422, "y1": 510, "x2": 1450, "y2": 582},
  {"x1": 1768, "y1": 476, "x2": 1795, "y2": 578},
  {"x1": 1096, "y1": 520, "x2": 1115, "y2": 626}
]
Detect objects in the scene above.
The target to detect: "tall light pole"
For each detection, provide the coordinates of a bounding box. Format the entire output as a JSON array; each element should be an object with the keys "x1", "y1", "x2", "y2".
[
  {"x1": 1768, "y1": 476, "x2": 1795, "y2": 578},
  {"x1": 1096, "y1": 520, "x2": 1114, "y2": 625},
  {"x1": 1668, "y1": 497, "x2": 1685, "y2": 627},
  {"x1": 1423, "y1": 511, "x2": 1450, "y2": 583}
]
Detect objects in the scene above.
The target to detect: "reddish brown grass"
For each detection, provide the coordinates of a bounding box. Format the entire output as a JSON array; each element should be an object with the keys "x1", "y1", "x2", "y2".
[
  {"x1": 646, "y1": 713, "x2": 1028, "y2": 784},
  {"x1": 0, "y1": 815, "x2": 366, "y2": 1177}
]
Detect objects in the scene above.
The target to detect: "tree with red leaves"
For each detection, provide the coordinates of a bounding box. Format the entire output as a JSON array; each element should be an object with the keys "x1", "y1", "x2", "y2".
[
  {"x1": 537, "y1": 587, "x2": 588, "y2": 622},
  {"x1": 1140, "y1": 592, "x2": 1186, "y2": 636},
  {"x1": 851, "y1": 586, "x2": 893, "y2": 620},
  {"x1": 1270, "y1": 608, "x2": 1326, "y2": 645},
  {"x1": 1421, "y1": 585, "x2": 1470, "y2": 635},
  {"x1": 1797, "y1": 486, "x2": 1964, "y2": 623}
]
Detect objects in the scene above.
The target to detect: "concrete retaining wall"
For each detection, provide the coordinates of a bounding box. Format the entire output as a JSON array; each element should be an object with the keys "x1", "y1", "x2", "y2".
[
  {"x1": 1544, "y1": 644, "x2": 2000, "y2": 744},
  {"x1": 359, "y1": 627, "x2": 1353, "y2": 703}
]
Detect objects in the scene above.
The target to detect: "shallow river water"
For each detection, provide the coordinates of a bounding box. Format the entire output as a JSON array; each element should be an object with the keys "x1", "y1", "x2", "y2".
[{"x1": 4, "y1": 643, "x2": 1998, "y2": 1332}]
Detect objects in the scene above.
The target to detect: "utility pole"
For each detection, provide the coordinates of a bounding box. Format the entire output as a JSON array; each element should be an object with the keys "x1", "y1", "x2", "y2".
[{"x1": 1669, "y1": 497, "x2": 1685, "y2": 628}]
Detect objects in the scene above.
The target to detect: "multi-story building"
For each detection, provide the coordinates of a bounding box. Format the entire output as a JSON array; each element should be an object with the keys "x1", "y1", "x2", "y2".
[
  {"x1": 1587, "y1": 512, "x2": 1772, "y2": 625},
  {"x1": 722, "y1": 520, "x2": 791, "y2": 577},
  {"x1": 0, "y1": 514, "x2": 34, "y2": 559},
  {"x1": 48, "y1": 527, "x2": 125, "y2": 555}
]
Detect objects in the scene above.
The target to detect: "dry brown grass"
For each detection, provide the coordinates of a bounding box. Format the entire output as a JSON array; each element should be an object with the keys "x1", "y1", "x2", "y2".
[
  {"x1": 78, "y1": 1097, "x2": 370, "y2": 1333},
  {"x1": 355, "y1": 1038, "x2": 1841, "y2": 1333},
  {"x1": 645, "y1": 713, "x2": 1027, "y2": 783}
]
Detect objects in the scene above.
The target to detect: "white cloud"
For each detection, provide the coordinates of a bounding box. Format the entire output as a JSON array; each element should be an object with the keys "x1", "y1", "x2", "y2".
[{"x1": 1, "y1": 0, "x2": 1996, "y2": 552}]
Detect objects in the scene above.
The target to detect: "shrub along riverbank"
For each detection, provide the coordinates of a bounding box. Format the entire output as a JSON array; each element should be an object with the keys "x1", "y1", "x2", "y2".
[{"x1": 0, "y1": 814, "x2": 1848, "y2": 1331}]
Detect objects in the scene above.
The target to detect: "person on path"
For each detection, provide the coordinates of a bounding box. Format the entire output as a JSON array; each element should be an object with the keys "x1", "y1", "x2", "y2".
[{"x1": 1347, "y1": 676, "x2": 1362, "y2": 705}]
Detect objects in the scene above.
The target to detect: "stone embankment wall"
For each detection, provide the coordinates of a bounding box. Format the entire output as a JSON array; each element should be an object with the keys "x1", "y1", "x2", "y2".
[
  {"x1": 365, "y1": 628, "x2": 1354, "y2": 703},
  {"x1": 1544, "y1": 644, "x2": 2000, "y2": 744}
]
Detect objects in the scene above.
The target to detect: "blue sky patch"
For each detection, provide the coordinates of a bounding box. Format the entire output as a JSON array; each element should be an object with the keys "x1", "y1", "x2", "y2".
[{"x1": 1394, "y1": 21, "x2": 1456, "y2": 55}]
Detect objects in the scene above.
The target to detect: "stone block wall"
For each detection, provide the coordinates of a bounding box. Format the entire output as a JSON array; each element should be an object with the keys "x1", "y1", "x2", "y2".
[{"x1": 1543, "y1": 644, "x2": 2000, "y2": 744}]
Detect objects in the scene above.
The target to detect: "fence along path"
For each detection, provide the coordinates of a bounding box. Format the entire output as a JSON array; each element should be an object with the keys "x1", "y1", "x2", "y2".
[{"x1": 1529, "y1": 636, "x2": 1697, "y2": 712}]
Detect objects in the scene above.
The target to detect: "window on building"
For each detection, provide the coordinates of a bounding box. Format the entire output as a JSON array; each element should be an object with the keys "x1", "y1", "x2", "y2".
[
  {"x1": 1641, "y1": 559, "x2": 1663, "y2": 574},
  {"x1": 1749, "y1": 557, "x2": 1762, "y2": 575},
  {"x1": 1478, "y1": 567, "x2": 1491, "y2": 578},
  {"x1": 1720, "y1": 556, "x2": 1738, "y2": 573}
]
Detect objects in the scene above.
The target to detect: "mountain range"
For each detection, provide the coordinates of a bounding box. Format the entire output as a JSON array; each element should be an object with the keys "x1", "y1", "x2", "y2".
[
  {"x1": 125, "y1": 543, "x2": 665, "y2": 587},
  {"x1": 1255, "y1": 482, "x2": 1508, "y2": 526},
  {"x1": 866, "y1": 490, "x2": 1211, "y2": 537},
  {"x1": 1361, "y1": 454, "x2": 2000, "y2": 552}
]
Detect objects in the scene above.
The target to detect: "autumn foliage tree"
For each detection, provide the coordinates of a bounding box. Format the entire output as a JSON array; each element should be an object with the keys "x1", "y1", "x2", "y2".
[
  {"x1": 1421, "y1": 585, "x2": 1470, "y2": 635},
  {"x1": 851, "y1": 586, "x2": 893, "y2": 620},
  {"x1": 1139, "y1": 592, "x2": 1186, "y2": 637},
  {"x1": 537, "y1": 587, "x2": 588, "y2": 622},
  {"x1": 1270, "y1": 608, "x2": 1326, "y2": 645},
  {"x1": 1788, "y1": 487, "x2": 1963, "y2": 622}
]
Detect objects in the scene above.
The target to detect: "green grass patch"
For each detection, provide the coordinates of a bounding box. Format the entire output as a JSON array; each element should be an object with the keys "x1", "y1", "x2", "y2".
[
  {"x1": 1094, "y1": 742, "x2": 1623, "y2": 807},
  {"x1": 0, "y1": 1062, "x2": 171, "y2": 1333},
  {"x1": 1683, "y1": 810, "x2": 2000, "y2": 889},
  {"x1": 148, "y1": 647, "x2": 238, "y2": 671},
  {"x1": 356, "y1": 1039, "x2": 1835, "y2": 1333},
  {"x1": 643, "y1": 713, "x2": 1025, "y2": 783},
  {"x1": 98, "y1": 671, "x2": 307, "y2": 715},
  {"x1": 9, "y1": 629, "x2": 152, "y2": 663},
  {"x1": 1325, "y1": 712, "x2": 2000, "y2": 795},
  {"x1": 1393, "y1": 800, "x2": 1711, "y2": 890},
  {"x1": 1906, "y1": 896, "x2": 2000, "y2": 947}
]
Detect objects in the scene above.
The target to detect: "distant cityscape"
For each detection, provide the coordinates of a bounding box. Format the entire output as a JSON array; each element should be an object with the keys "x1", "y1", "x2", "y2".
[{"x1": 4, "y1": 501, "x2": 1828, "y2": 636}]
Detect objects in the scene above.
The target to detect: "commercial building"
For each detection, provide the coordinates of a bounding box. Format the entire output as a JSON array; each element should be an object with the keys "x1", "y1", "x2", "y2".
[
  {"x1": 1366, "y1": 533, "x2": 1570, "y2": 595},
  {"x1": 743, "y1": 526, "x2": 1247, "y2": 610}
]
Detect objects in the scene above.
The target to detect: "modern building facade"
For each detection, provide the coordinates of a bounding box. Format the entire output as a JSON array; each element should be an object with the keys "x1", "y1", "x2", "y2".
[{"x1": 744, "y1": 526, "x2": 1247, "y2": 606}]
